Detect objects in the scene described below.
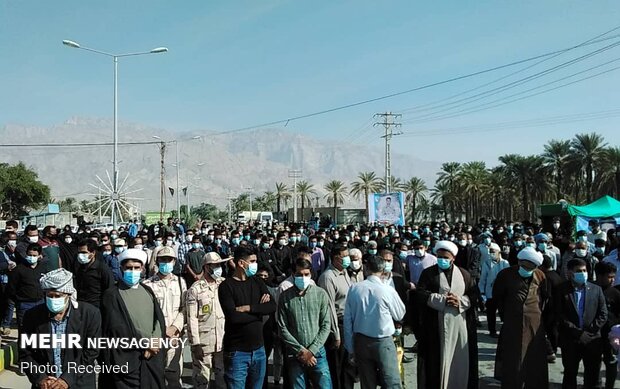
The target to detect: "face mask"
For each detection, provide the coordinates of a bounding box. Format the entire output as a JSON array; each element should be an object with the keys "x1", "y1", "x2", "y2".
[
  {"x1": 399, "y1": 251, "x2": 407, "y2": 260},
  {"x1": 371, "y1": 231, "x2": 379, "y2": 237},
  {"x1": 279, "y1": 239, "x2": 287, "y2": 246},
  {"x1": 467, "y1": 239, "x2": 473, "y2": 245},
  {"x1": 573, "y1": 271, "x2": 588, "y2": 285},
  {"x1": 211, "y1": 266, "x2": 223, "y2": 279},
  {"x1": 115, "y1": 247, "x2": 126, "y2": 254},
  {"x1": 262, "y1": 243, "x2": 270, "y2": 249},
  {"x1": 206, "y1": 234, "x2": 214, "y2": 241},
  {"x1": 103, "y1": 250, "x2": 112, "y2": 256},
  {"x1": 403, "y1": 239, "x2": 411, "y2": 246},
  {"x1": 537, "y1": 243, "x2": 547, "y2": 252},
  {"x1": 133, "y1": 244, "x2": 143, "y2": 250},
  {"x1": 245, "y1": 262, "x2": 258, "y2": 277},
  {"x1": 78, "y1": 253, "x2": 91, "y2": 264},
  {"x1": 289, "y1": 237, "x2": 297, "y2": 243},
  {"x1": 253, "y1": 239, "x2": 260, "y2": 245},
  {"x1": 437, "y1": 257, "x2": 451, "y2": 270},
  {"x1": 414, "y1": 249, "x2": 425, "y2": 258},
  {"x1": 458, "y1": 240, "x2": 467, "y2": 247},
  {"x1": 318, "y1": 241, "x2": 324, "y2": 247},
  {"x1": 389, "y1": 228, "x2": 395, "y2": 234},
  {"x1": 46, "y1": 296, "x2": 67, "y2": 314},
  {"x1": 393, "y1": 328, "x2": 402, "y2": 337},
  {"x1": 384, "y1": 262, "x2": 393, "y2": 273},
  {"x1": 497, "y1": 229, "x2": 504, "y2": 234},
  {"x1": 553, "y1": 223, "x2": 560, "y2": 229},
  {"x1": 595, "y1": 247, "x2": 604, "y2": 254},
  {"x1": 341, "y1": 256, "x2": 351, "y2": 269},
  {"x1": 192, "y1": 243, "x2": 202, "y2": 250},
  {"x1": 111, "y1": 234, "x2": 118, "y2": 240},
  {"x1": 294, "y1": 276, "x2": 312, "y2": 290},
  {"x1": 514, "y1": 240, "x2": 523, "y2": 247},
  {"x1": 518, "y1": 266, "x2": 534, "y2": 278},
  {"x1": 579, "y1": 236, "x2": 588, "y2": 242},
  {"x1": 362, "y1": 236, "x2": 369, "y2": 242},
  {"x1": 351, "y1": 260, "x2": 362, "y2": 271},
  {"x1": 310, "y1": 242, "x2": 317, "y2": 249},
  {"x1": 7, "y1": 240, "x2": 17, "y2": 248},
  {"x1": 526, "y1": 243, "x2": 536, "y2": 248},
  {"x1": 484, "y1": 238, "x2": 492, "y2": 246},
  {"x1": 186, "y1": 235, "x2": 194, "y2": 242},
  {"x1": 155, "y1": 240, "x2": 162, "y2": 247},
  {"x1": 215, "y1": 239, "x2": 222, "y2": 245},
  {"x1": 26, "y1": 255, "x2": 39, "y2": 264},
  {"x1": 123, "y1": 270, "x2": 142, "y2": 286},
  {"x1": 28, "y1": 236, "x2": 39, "y2": 243},
  {"x1": 575, "y1": 249, "x2": 587, "y2": 257},
  {"x1": 423, "y1": 240, "x2": 431, "y2": 247},
  {"x1": 158, "y1": 262, "x2": 174, "y2": 275},
  {"x1": 368, "y1": 249, "x2": 377, "y2": 255},
  {"x1": 345, "y1": 236, "x2": 351, "y2": 242},
  {"x1": 231, "y1": 238, "x2": 240, "y2": 245},
  {"x1": 507, "y1": 225, "x2": 513, "y2": 231},
  {"x1": 166, "y1": 239, "x2": 174, "y2": 246}
]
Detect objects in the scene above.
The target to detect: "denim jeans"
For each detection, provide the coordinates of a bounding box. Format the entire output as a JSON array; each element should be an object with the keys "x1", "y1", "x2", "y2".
[
  {"x1": 287, "y1": 346, "x2": 332, "y2": 389},
  {"x1": 223, "y1": 346, "x2": 266, "y2": 389},
  {"x1": 354, "y1": 333, "x2": 401, "y2": 389}
]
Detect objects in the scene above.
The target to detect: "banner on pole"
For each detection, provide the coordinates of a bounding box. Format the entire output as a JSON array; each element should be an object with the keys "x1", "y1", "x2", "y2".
[{"x1": 368, "y1": 192, "x2": 405, "y2": 226}]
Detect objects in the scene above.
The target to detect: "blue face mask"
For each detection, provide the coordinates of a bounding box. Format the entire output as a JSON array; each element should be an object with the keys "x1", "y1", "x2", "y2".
[
  {"x1": 368, "y1": 249, "x2": 377, "y2": 255},
  {"x1": 518, "y1": 266, "x2": 534, "y2": 278},
  {"x1": 232, "y1": 238, "x2": 240, "y2": 245},
  {"x1": 573, "y1": 271, "x2": 588, "y2": 285},
  {"x1": 341, "y1": 256, "x2": 351, "y2": 269},
  {"x1": 437, "y1": 257, "x2": 451, "y2": 270},
  {"x1": 537, "y1": 243, "x2": 547, "y2": 252},
  {"x1": 245, "y1": 262, "x2": 258, "y2": 277},
  {"x1": 26, "y1": 255, "x2": 39, "y2": 264},
  {"x1": 158, "y1": 262, "x2": 174, "y2": 275},
  {"x1": 309, "y1": 242, "x2": 317, "y2": 249},
  {"x1": 384, "y1": 262, "x2": 393, "y2": 273},
  {"x1": 399, "y1": 251, "x2": 408, "y2": 260},
  {"x1": 123, "y1": 270, "x2": 142, "y2": 286},
  {"x1": 46, "y1": 296, "x2": 67, "y2": 314},
  {"x1": 192, "y1": 243, "x2": 202, "y2": 250},
  {"x1": 294, "y1": 276, "x2": 311, "y2": 290}
]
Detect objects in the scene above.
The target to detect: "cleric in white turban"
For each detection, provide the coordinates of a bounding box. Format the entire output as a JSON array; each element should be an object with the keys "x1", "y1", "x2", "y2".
[
  {"x1": 415, "y1": 240, "x2": 479, "y2": 389},
  {"x1": 19, "y1": 268, "x2": 102, "y2": 389}
]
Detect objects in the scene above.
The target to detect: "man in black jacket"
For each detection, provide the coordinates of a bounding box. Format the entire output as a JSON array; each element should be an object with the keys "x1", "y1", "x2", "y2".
[
  {"x1": 74, "y1": 239, "x2": 114, "y2": 309},
  {"x1": 556, "y1": 258, "x2": 608, "y2": 389},
  {"x1": 20, "y1": 268, "x2": 101, "y2": 389}
]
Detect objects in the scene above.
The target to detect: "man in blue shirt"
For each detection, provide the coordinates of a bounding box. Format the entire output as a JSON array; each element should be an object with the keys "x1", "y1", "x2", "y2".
[
  {"x1": 556, "y1": 258, "x2": 608, "y2": 389},
  {"x1": 343, "y1": 255, "x2": 405, "y2": 388}
]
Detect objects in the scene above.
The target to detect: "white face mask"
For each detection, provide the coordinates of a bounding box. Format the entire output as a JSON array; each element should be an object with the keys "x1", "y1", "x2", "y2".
[
  {"x1": 414, "y1": 249, "x2": 425, "y2": 258},
  {"x1": 351, "y1": 260, "x2": 362, "y2": 271},
  {"x1": 7, "y1": 240, "x2": 17, "y2": 248},
  {"x1": 28, "y1": 236, "x2": 39, "y2": 243},
  {"x1": 575, "y1": 249, "x2": 587, "y2": 258}
]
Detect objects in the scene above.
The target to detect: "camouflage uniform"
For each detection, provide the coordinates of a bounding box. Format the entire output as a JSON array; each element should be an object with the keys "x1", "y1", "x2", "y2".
[{"x1": 186, "y1": 278, "x2": 225, "y2": 388}]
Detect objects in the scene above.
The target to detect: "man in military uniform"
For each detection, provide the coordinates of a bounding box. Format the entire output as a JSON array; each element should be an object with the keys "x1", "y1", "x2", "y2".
[
  {"x1": 186, "y1": 252, "x2": 228, "y2": 388},
  {"x1": 143, "y1": 246, "x2": 187, "y2": 389}
]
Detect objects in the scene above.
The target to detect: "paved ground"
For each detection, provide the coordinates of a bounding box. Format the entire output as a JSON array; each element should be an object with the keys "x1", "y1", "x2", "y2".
[{"x1": 0, "y1": 316, "x2": 613, "y2": 388}]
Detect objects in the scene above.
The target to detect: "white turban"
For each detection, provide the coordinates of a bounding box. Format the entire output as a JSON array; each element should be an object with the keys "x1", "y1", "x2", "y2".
[
  {"x1": 434, "y1": 240, "x2": 458, "y2": 257},
  {"x1": 118, "y1": 248, "x2": 147, "y2": 265},
  {"x1": 517, "y1": 247, "x2": 543, "y2": 266}
]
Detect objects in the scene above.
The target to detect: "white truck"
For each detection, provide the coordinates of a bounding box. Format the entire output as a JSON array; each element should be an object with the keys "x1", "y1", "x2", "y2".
[{"x1": 237, "y1": 211, "x2": 273, "y2": 226}]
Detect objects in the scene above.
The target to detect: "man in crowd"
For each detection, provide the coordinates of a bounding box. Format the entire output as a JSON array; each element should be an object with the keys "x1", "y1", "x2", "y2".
[
  {"x1": 594, "y1": 261, "x2": 620, "y2": 389},
  {"x1": 344, "y1": 254, "x2": 405, "y2": 388},
  {"x1": 99, "y1": 248, "x2": 166, "y2": 389},
  {"x1": 416, "y1": 240, "x2": 478, "y2": 389},
  {"x1": 20, "y1": 268, "x2": 101, "y2": 389},
  {"x1": 278, "y1": 257, "x2": 332, "y2": 388},
  {"x1": 318, "y1": 245, "x2": 355, "y2": 389},
  {"x1": 218, "y1": 246, "x2": 276, "y2": 388},
  {"x1": 556, "y1": 258, "x2": 608, "y2": 389},
  {"x1": 15, "y1": 225, "x2": 41, "y2": 263},
  {"x1": 143, "y1": 246, "x2": 187, "y2": 389},
  {"x1": 186, "y1": 252, "x2": 228, "y2": 389},
  {"x1": 0, "y1": 230, "x2": 17, "y2": 335},
  {"x1": 493, "y1": 246, "x2": 550, "y2": 388},
  {"x1": 39, "y1": 226, "x2": 61, "y2": 271},
  {"x1": 73, "y1": 239, "x2": 114, "y2": 309},
  {"x1": 478, "y1": 242, "x2": 509, "y2": 338},
  {"x1": 8, "y1": 243, "x2": 47, "y2": 329}
]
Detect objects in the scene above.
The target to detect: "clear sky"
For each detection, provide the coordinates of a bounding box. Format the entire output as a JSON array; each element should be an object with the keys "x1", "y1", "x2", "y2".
[{"x1": 1, "y1": 0, "x2": 619, "y2": 165}]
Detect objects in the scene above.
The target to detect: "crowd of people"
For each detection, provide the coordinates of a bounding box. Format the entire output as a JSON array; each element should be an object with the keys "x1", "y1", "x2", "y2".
[{"x1": 1, "y1": 215, "x2": 620, "y2": 389}]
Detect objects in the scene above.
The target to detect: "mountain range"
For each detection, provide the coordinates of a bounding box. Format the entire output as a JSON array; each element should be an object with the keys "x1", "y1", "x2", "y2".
[{"x1": 0, "y1": 117, "x2": 441, "y2": 211}]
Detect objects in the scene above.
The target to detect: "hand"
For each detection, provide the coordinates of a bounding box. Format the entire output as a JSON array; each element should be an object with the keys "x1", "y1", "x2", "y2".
[
  {"x1": 331, "y1": 339, "x2": 341, "y2": 349},
  {"x1": 49, "y1": 378, "x2": 69, "y2": 389},
  {"x1": 144, "y1": 349, "x2": 153, "y2": 359},
  {"x1": 166, "y1": 325, "x2": 179, "y2": 338},
  {"x1": 260, "y1": 294, "x2": 271, "y2": 304},
  {"x1": 297, "y1": 349, "x2": 314, "y2": 365},
  {"x1": 306, "y1": 356, "x2": 317, "y2": 367},
  {"x1": 446, "y1": 293, "x2": 460, "y2": 308},
  {"x1": 39, "y1": 377, "x2": 57, "y2": 389},
  {"x1": 235, "y1": 305, "x2": 250, "y2": 312},
  {"x1": 409, "y1": 282, "x2": 416, "y2": 290},
  {"x1": 192, "y1": 345, "x2": 204, "y2": 360},
  {"x1": 7, "y1": 260, "x2": 16, "y2": 270}
]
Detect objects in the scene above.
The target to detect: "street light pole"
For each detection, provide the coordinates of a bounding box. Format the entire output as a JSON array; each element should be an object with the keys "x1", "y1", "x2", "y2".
[
  {"x1": 62, "y1": 39, "x2": 167, "y2": 228},
  {"x1": 175, "y1": 141, "x2": 180, "y2": 219}
]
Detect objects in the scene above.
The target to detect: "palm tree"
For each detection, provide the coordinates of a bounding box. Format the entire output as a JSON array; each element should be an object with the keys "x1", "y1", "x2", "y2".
[
  {"x1": 296, "y1": 181, "x2": 317, "y2": 222},
  {"x1": 350, "y1": 171, "x2": 382, "y2": 220},
  {"x1": 599, "y1": 146, "x2": 620, "y2": 198},
  {"x1": 458, "y1": 161, "x2": 489, "y2": 223},
  {"x1": 499, "y1": 155, "x2": 546, "y2": 221},
  {"x1": 431, "y1": 181, "x2": 450, "y2": 221},
  {"x1": 324, "y1": 180, "x2": 347, "y2": 225},
  {"x1": 570, "y1": 133, "x2": 607, "y2": 202},
  {"x1": 379, "y1": 176, "x2": 403, "y2": 193},
  {"x1": 436, "y1": 162, "x2": 461, "y2": 218},
  {"x1": 274, "y1": 182, "x2": 290, "y2": 219},
  {"x1": 542, "y1": 139, "x2": 571, "y2": 201},
  {"x1": 403, "y1": 177, "x2": 427, "y2": 225}
]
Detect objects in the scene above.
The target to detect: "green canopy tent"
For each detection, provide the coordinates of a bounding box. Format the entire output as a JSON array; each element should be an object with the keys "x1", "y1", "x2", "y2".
[{"x1": 567, "y1": 195, "x2": 620, "y2": 232}]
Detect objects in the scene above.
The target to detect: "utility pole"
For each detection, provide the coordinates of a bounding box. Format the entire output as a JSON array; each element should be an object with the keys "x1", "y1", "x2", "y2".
[
  {"x1": 158, "y1": 141, "x2": 166, "y2": 221},
  {"x1": 227, "y1": 191, "x2": 235, "y2": 225},
  {"x1": 374, "y1": 112, "x2": 402, "y2": 193},
  {"x1": 288, "y1": 169, "x2": 302, "y2": 222},
  {"x1": 246, "y1": 187, "x2": 253, "y2": 223}
]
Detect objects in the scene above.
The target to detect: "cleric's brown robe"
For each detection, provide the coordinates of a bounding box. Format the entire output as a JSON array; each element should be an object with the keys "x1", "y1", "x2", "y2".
[{"x1": 493, "y1": 266, "x2": 550, "y2": 389}]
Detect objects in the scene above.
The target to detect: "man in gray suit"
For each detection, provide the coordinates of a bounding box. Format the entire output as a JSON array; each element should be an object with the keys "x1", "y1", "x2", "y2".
[{"x1": 556, "y1": 258, "x2": 608, "y2": 389}]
